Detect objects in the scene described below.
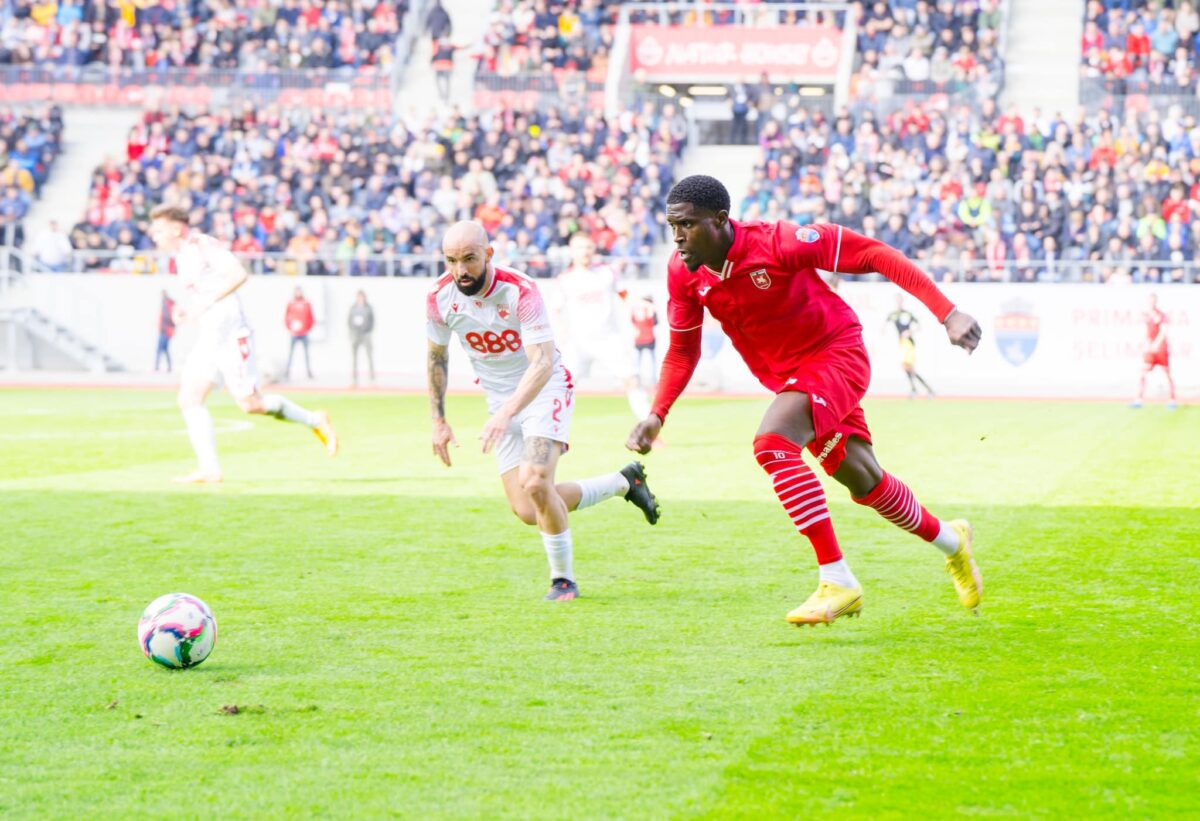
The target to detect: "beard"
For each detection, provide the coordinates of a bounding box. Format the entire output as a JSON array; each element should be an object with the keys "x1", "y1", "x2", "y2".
[{"x1": 455, "y1": 271, "x2": 487, "y2": 296}]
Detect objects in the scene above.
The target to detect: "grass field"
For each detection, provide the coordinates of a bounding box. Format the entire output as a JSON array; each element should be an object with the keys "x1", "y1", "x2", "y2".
[{"x1": 2, "y1": 388, "x2": 1198, "y2": 818}]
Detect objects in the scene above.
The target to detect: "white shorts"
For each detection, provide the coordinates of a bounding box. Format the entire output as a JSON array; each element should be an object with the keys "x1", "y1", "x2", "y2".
[
  {"x1": 488, "y1": 377, "x2": 574, "y2": 475},
  {"x1": 183, "y1": 327, "x2": 260, "y2": 400},
  {"x1": 571, "y1": 333, "x2": 635, "y2": 382}
]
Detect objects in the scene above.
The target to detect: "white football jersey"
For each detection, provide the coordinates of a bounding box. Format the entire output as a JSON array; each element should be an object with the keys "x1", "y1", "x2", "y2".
[
  {"x1": 555, "y1": 264, "x2": 626, "y2": 338},
  {"x1": 427, "y1": 265, "x2": 567, "y2": 397},
  {"x1": 176, "y1": 232, "x2": 248, "y2": 338}
]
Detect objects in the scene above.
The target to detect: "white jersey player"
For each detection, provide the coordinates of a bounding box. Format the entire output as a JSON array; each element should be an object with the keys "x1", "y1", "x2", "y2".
[
  {"x1": 149, "y1": 204, "x2": 338, "y2": 483},
  {"x1": 554, "y1": 234, "x2": 651, "y2": 420},
  {"x1": 426, "y1": 221, "x2": 661, "y2": 601}
]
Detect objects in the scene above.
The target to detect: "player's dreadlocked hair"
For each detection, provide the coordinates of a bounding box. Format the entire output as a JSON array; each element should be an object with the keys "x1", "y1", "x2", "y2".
[{"x1": 667, "y1": 175, "x2": 731, "y2": 214}]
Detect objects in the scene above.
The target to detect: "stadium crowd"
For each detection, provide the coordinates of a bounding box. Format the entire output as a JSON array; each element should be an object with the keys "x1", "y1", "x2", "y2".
[
  {"x1": 0, "y1": 104, "x2": 64, "y2": 248},
  {"x1": 0, "y1": 0, "x2": 407, "y2": 72},
  {"x1": 69, "y1": 99, "x2": 686, "y2": 275},
  {"x1": 1081, "y1": 0, "x2": 1200, "y2": 94},
  {"x1": 739, "y1": 95, "x2": 1200, "y2": 283}
]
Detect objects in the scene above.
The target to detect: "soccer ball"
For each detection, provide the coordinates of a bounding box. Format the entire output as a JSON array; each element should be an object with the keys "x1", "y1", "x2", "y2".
[{"x1": 138, "y1": 593, "x2": 217, "y2": 669}]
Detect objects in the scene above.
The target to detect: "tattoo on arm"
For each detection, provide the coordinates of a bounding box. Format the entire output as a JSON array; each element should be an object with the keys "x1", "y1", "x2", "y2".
[
  {"x1": 427, "y1": 344, "x2": 449, "y2": 419},
  {"x1": 522, "y1": 436, "x2": 559, "y2": 466}
]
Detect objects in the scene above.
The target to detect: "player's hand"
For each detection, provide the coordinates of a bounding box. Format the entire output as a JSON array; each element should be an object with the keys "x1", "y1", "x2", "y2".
[
  {"x1": 626, "y1": 414, "x2": 663, "y2": 455},
  {"x1": 431, "y1": 418, "x2": 457, "y2": 467},
  {"x1": 479, "y1": 410, "x2": 513, "y2": 455},
  {"x1": 945, "y1": 310, "x2": 982, "y2": 354}
]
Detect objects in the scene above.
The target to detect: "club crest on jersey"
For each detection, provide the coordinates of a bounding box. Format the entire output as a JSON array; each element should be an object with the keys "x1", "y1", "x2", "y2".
[
  {"x1": 994, "y1": 299, "x2": 1039, "y2": 366},
  {"x1": 796, "y1": 227, "x2": 820, "y2": 243},
  {"x1": 750, "y1": 269, "x2": 772, "y2": 289},
  {"x1": 498, "y1": 307, "x2": 510, "y2": 320}
]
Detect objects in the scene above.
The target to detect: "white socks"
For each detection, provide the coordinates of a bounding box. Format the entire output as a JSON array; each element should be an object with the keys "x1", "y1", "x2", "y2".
[
  {"x1": 181, "y1": 405, "x2": 220, "y2": 474},
  {"x1": 627, "y1": 386, "x2": 651, "y2": 420},
  {"x1": 263, "y1": 394, "x2": 318, "y2": 427},
  {"x1": 541, "y1": 529, "x2": 574, "y2": 581},
  {"x1": 931, "y1": 521, "x2": 961, "y2": 556},
  {"x1": 573, "y1": 472, "x2": 630, "y2": 511},
  {"x1": 819, "y1": 558, "x2": 859, "y2": 590}
]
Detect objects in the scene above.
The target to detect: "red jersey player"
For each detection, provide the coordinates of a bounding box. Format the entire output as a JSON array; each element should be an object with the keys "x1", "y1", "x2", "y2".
[
  {"x1": 626, "y1": 176, "x2": 984, "y2": 626},
  {"x1": 1132, "y1": 293, "x2": 1177, "y2": 410}
]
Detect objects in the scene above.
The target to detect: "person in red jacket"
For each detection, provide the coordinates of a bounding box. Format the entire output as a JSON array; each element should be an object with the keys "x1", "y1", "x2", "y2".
[
  {"x1": 626, "y1": 175, "x2": 984, "y2": 626},
  {"x1": 285, "y1": 286, "x2": 316, "y2": 380}
]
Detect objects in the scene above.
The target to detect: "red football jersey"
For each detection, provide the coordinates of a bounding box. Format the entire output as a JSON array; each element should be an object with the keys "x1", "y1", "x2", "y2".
[
  {"x1": 664, "y1": 220, "x2": 954, "y2": 394},
  {"x1": 1145, "y1": 307, "x2": 1168, "y2": 352}
]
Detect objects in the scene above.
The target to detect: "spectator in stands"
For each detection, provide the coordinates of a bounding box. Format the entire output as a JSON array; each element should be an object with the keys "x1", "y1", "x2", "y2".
[
  {"x1": 426, "y1": 1, "x2": 453, "y2": 42},
  {"x1": 285, "y1": 287, "x2": 316, "y2": 380},
  {"x1": 32, "y1": 219, "x2": 72, "y2": 272},
  {"x1": 348, "y1": 289, "x2": 376, "y2": 387}
]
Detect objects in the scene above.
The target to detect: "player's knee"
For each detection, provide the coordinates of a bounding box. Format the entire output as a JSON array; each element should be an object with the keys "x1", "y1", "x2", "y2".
[
  {"x1": 177, "y1": 388, "x2": 201, "y2": 409},
  {"x1": 836, "y1": 443, "x2": 884, "y2": 497},
  {"x1": 519, "y1": 465, "x2": 553, "y2": 503},
  {"x1": 237, "y1": 395, "x2": 264, "y2": 414}
]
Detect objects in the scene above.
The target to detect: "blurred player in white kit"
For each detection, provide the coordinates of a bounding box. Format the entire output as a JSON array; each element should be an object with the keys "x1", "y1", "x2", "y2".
[
  {"x1": 554, "y1": 234, "x2": 652, "y2": 420},
  {"x1": 427, "y1": 221, "x2": 660, "y2": 601},
  {"x1": 149, "y1": 204, "x2": 338, "y2": 483}
]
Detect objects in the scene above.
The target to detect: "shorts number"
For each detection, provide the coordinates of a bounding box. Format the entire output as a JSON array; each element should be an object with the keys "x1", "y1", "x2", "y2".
[
  {"x1": 551, "y1": 390, "x2": 573, "y2": 422},
  {"x1": 237, "y1": 336, "x2": 251, "y2": 361},
  {"x1": 465, "y1": 330, "x2": 522, "y2": 353}
]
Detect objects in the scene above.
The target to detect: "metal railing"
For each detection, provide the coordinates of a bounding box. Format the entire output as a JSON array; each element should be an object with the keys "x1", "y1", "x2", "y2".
[
  {"x1": 19, "y1": 247, "x2": 1200, "y2": 284},
  {"x1": 32, "y1": 249, "x2": 659, "y2": 280},
  {"x1": 1080, "y1": 77, "x2": 1200, "y2": 118}
]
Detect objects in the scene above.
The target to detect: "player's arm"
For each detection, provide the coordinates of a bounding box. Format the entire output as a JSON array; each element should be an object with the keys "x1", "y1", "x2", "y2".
[
  {"x1": 1152, "y1": 316, "x2": 1168, "y2": 350},
  {"x1": 807, "y1": 224, "x2": 981, "y2": 353},
  {"x1": 201, "y1": 244, "x2": 250, "y2": 305},
  {"x1": 480, "y1": 340, "x2": 554, "y2": 454},
  {"x1": 627, "y1": 264, "x2": 703, "y2": 454},
  {"x1": 427, "y1": 339, "x2": 457, "y2": 467}
]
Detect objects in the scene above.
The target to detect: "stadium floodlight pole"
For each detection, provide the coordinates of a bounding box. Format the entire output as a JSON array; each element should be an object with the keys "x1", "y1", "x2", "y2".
[{"x1": 607, "y1": 2, "x2": 857, "y2": 120}]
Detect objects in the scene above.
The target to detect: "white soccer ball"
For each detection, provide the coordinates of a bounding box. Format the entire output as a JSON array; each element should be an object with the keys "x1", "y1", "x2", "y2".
[{"x1": 138, "y1": 593, "x2": 217, "y2": 669}]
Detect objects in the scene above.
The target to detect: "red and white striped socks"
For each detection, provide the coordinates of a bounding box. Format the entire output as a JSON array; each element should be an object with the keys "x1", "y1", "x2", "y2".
[
  {"x1": 753, "y1": 433, "x2": 847, "y2": 572},
  {"x1": 853, "y1": 471, "x2": 960, "y2": 555}
]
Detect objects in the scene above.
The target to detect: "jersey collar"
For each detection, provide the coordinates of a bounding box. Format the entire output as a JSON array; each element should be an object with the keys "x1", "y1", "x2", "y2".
[{"x1": 701, "y1": 219, "x2": 746, "y2": 281}]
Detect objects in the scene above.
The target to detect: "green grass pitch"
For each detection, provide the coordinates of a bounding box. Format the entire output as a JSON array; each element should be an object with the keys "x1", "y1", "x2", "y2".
[{"x1": 1, "y1": 389, "x2": 1198, "y2": 817}]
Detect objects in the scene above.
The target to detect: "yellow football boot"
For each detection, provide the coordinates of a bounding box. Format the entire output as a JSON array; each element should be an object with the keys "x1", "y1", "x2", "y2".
[
  {"x1": 945, "y1": 519, "x2": 982, "y2": 609},
  {"x1": 312, "y1": 411, "x2": 339, "y2": 456},
  {"x1": 786, "y1": 581, "x2": 863, "y2": 626}
]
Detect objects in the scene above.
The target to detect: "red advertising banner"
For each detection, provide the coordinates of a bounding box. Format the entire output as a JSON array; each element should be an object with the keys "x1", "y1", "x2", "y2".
[{"x1": 629, "y1": 25, "x2": 843, "y2": 82}]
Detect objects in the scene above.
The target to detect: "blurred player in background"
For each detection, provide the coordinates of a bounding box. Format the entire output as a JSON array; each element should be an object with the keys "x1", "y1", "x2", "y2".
[
  {"x1": 554, "y1": 233, "x2": 652, "y2": 421},
  {"x1": 427, "y1": 221, "x2": 661, "y2": 601},
  {"x1": 149, "y1": 204, "x2": 338, "y2": 484},
  {"x1": 1132, "y1": 292, "x2": 1177, "y2": 410},
  {"x1": 885, "y1": 296, "x2": 935, "y2": 399},
  {"x1": 630, "y1": 294, "x2": 659, "y2": 390},
  {"x1": 628, "y1": 176, "x2": 982, "y2": 626}
]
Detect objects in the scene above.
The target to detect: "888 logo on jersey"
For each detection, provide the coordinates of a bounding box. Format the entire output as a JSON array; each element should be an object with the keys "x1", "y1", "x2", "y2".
[{"x1": 464, "y1": 329, "x2": 523, "y2": 354}]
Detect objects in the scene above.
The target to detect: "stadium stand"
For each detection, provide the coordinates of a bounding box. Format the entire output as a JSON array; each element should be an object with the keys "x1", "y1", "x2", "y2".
[
  {"x1": 0, "y1": 104, "x2": 64, "y2": 249},
  {"x1": 739, "y1": 96, "x2": 1200, "y2": 283},
  {"x1": 0, "y1": 0, "x2": 408, "y2": 71},
  {"x1": 1081, "y1": 0, "x2": 1200, "y2": 94},
  {"x1": 68, "y1": 99, "x2": 685, "y2": 276}
]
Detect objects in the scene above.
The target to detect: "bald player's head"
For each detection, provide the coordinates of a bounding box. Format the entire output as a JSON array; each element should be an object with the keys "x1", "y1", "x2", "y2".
[{"x1": 442, "y1": 220, "x2": 493, "y2": 296}]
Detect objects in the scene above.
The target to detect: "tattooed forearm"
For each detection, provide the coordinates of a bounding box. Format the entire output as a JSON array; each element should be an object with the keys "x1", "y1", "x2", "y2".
[
  {"x1": 523, "y1": 436, "x2": 559, "y2": 466},
  {"x1": 427, "y1": 343, "x2": 449, "y2": 420}
]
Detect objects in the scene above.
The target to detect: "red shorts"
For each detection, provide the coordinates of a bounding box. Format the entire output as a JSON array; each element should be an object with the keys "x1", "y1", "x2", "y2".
[
  {"x1": 1144, "y1": 349, "x2": 1170, "y2": 368},
  {"x1": 778, "y1": 343, "x2": 873, "y2": 476}
]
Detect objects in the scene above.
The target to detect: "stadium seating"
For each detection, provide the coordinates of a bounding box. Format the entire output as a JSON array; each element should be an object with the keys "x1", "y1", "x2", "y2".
[
  {"x1": 0, "y1": 0, "x2": 407, "y2": 71},
  {"x1": 70, "y1": 100, "x2": 685, "y2": 276},
  {"x1": 740, "y1": 97, "x2": 1200, "y2": 283},
  {"x1": 0, "y1": 105, "x2": 64, "y2": 249},
  {"x1": 1081, "y1": 0, "x2": 1200, "y2": 94}
]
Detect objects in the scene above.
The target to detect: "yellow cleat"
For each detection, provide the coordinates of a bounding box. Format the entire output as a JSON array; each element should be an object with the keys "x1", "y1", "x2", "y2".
[
  {"x1": 172, "y1": 469, "x2": 223, "y2": 485},
  {"x1": 786, "y1": 581, "x2": 863, "y2": 626},
  {"x1": 312, "y1": 411, "x2": 339, "y2": 457},
  {"x1": 945, "y1": 519, "x2": 982, "y2": 609}
]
